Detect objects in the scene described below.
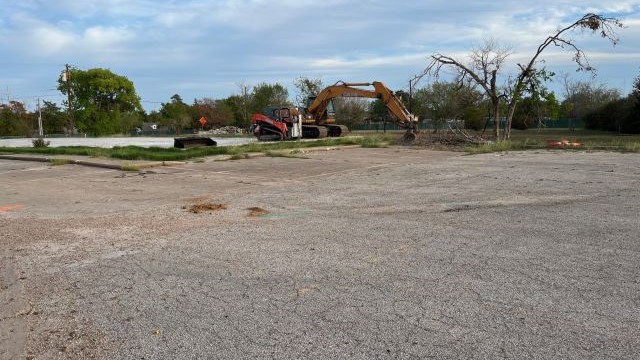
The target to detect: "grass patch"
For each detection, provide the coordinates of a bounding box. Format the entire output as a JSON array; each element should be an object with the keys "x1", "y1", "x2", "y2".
[
  {"x1": 265, "y1": 149, "x2": 307, "y2": 158},
  {"x1": 0, "y1": 135, "x2": 393, "y2": 161},
  {"x1": 121, "y1": 163, "x2": 140, "y2": 171},
  {"x1": 623, "y1": 142, "x2": 640, "y2": 152},
  {"x1": 465, "y1": 140, "x2": 531, "y2": 154},
  {"x1": 49, "y1": 158, "x2": 70, "y2": 166},
  {"x1": 463, "y1": 129, "x2": 640, "y2": 154},
  {"x1": 358, "y1": 134, "x2": 394, "y2": 148},
  {"x1": 228, "y1": 153, "x2": 250, "y2": 160}
]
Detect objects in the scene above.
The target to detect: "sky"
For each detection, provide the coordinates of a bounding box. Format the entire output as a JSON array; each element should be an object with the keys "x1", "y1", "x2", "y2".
[{"x1": 1, "y1": 0, "x2": 639, "y2": 112}]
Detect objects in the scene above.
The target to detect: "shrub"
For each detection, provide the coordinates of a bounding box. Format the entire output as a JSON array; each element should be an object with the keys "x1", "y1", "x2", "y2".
[{"x1": 32, "y1": 138, "x2": 50, "y2": 148}]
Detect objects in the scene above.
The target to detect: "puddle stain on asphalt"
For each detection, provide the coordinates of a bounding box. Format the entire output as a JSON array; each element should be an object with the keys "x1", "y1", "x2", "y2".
[{"x1": 0, "y1": 204, "x2": 24, "y2": 213}]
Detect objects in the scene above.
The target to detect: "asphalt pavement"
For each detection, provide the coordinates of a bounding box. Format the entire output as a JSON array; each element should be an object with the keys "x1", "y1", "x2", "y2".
[{"x1": 1, "y1": 147, "x2": 639, "y2": 359}]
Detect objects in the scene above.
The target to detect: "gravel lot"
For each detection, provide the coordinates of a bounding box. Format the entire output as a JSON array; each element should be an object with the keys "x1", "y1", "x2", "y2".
[{"x1": 1, "y1": 147, "x2": 639, "y2": 359}]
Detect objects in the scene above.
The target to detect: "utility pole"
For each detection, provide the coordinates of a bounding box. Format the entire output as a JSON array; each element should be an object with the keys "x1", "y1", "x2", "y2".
[
  {"x1": 242, "y1": 85, "x2": 249, "y2": 127},
  {"x1": 37, "y1": 98, "x2": 43, "y2": 137},
  {"x1": 64, "y1": 64, "x2": 74, "y2": 136}
]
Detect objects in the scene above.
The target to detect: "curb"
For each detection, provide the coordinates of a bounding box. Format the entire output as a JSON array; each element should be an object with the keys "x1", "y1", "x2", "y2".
[{"x1": 0, "y1": 155, "x2": 173, "y2": 171}]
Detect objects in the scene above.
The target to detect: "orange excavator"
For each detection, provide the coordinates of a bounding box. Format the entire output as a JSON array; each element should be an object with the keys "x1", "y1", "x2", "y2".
[{"x1": 250, "y1": 81, "x2": 419, "y2": 141}]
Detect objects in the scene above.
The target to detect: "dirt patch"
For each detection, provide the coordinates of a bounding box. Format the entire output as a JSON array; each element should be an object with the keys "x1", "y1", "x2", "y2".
[
  {"x1": 246, "y1": 207, "x2": 269, "y2": 217},
  {"x1": 184, "y1": 203, "x2": 228, "y2": 213}
]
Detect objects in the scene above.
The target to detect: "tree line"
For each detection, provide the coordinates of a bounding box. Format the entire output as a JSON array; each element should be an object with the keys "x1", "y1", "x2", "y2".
[
  {"x1": 1, "y1": 69, "x2": 637, "y2": 138},
  {"x1": 0, "y1": 12, "x2": 634, "y2": 137}
]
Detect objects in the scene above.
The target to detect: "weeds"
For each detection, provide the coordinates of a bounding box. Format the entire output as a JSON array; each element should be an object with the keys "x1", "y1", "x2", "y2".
[
  {"x1": 229, "y1": 153, "x2": 250, "y2": 160},
  {"x1": 465, "y1": 141, "x2": 530, "y2": 154},
  {"x1": 32, "y1": 138, "x2": 50, "y2": 148},
  {"x1": 49, "y1": 158, "x2": 70, "y2": 166},
  {"x1": 121, "y1": 163, "x2": 140, "y2": 171},
  {"x1": 265, "y1": 149, "x2": 307, "y2": 158},
  {"x1": 464, "y1": 130, "x2": 640, "y2": 154}
]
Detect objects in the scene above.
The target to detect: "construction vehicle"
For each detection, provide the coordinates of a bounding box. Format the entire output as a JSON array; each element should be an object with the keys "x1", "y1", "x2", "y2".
[{"x1": 250, "y1": 81, "x2": 419, "y2": 141}]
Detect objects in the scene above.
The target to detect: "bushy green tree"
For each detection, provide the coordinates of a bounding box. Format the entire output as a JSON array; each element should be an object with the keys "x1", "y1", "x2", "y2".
[
  {"x1": 58, "y1": 67, "x2": 142, "y2": 135},
  {"x1": 512, "y1": 89, "x2": 560, "y2": 130},
  {"x1": 222, "y1": 95, "x2": 246, "y2": 128},
  {"x1": 249, "y1": 82, "x2": 291, "y2": 115},
  {"x1": 582, "y1": 75, "x2": 640, "y2": 133},
  {"x1": 0, "y1": 101, "x2": 34, "y2": 137},
  {"x1": 41, "y1": 101, "x2": 67, "y2": 134},
  {"x1": 160, "y1": 94, "x2": 193, "y2": 134},
  {"x1": 410, "y1": 81, "x2": 484, "y2": 131}
]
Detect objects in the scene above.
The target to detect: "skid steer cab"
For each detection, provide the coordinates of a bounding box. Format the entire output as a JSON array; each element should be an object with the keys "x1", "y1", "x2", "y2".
[{"x1": 251, "y1": 107, "x2": 303, "y2": 141}]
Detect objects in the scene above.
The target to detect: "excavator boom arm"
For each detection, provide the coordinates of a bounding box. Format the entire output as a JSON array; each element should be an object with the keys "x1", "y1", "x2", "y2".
[{"x1": 306, "y1": 81, "x2": 418, "y2": 128}]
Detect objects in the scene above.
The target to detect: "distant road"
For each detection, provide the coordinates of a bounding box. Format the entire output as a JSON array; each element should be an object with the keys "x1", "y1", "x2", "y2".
[{"x1": 0, "y1": 136, "x2": 256, "y2": 148}]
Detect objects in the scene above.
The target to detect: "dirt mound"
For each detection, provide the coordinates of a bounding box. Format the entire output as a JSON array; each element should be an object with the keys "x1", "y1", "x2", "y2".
[
  {"x1": 246, "y1": 207, "x2": 269, "y2": 217},
  {"x1": 185, "y1": 203, "x2": 228, "y2": 213}
]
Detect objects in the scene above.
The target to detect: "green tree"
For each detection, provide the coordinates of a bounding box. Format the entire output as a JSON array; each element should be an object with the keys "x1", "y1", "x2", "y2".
[
  {"x1": 294, "y1": 77, "x2": 324, "y2": 108},
  {"x1": 41, "y1": 101, "x2": 67, "y2": 134},
  {"x1": 512, "y1": 84, "x2": 560, "y2": 129},
  {"x1": 249, "y1": 82, "x2": 291, "y2": 115},
  {"x1": 368, "y1": 99, "x2": 388, "y2": 121},
  {"x1": 582, "y1": 73, "x2": 640, "y2": 133},
  {"x1": 413, "y1": 81, "x2": 484, "y2": 132},
  {"x1": 0, "y1": 101, "x2": 34, "y2": 137},
  {"x1": 193, "y1": 98, "x2": 233, "y2": 128},
  {"x1": 160, "y1": 94, "x2": 193, "y2": 134},
  {"x1": 58, "y1": 67, "x2": 142, "y2": 135},
  {"x1": 334, "y1": 98, "x2": 368, "y2": 130},
  {"x1": 222, "y1": 95, "x2": 246, "y2": 128}
]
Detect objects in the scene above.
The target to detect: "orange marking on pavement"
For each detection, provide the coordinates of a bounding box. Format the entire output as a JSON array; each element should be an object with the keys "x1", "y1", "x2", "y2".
[{"x1": 0, "y1": 204, "x2": 24, "y2": 213}]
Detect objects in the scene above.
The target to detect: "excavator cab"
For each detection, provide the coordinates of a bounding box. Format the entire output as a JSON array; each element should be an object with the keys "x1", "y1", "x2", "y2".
[{"x1": 305, "y1": 96, "x2": 336, "y2": 124}]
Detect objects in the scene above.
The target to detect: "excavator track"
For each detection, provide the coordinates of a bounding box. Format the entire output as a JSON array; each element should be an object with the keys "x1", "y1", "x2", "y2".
[
  {"x1": 301, "y1": 125, "x2": 329, "y2": 139},
  {"x1": 325, "y1": 124, "x2": 349, "y2": 137}
]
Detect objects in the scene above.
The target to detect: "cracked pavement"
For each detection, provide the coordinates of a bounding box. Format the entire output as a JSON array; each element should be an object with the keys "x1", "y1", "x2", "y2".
[{"x1": 1, "y1": 147, "x2": 639, "y2": 359}]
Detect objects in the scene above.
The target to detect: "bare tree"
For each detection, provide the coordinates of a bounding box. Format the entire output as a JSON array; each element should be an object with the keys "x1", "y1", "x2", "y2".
[
  {"x1": 425, "y1": 39, "x2": 512, "y2": 138},
  {"x1": 424, "y1": 13, "x2": 623, "y2": 140},
  {"x1": 503, "y1": 13, "x2": 623, "y2": 138}
]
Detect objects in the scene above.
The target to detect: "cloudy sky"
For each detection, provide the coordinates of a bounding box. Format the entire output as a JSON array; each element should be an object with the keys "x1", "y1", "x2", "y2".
[{"x1": 1, "y1": 0, "x2": 639, "y2": 111}]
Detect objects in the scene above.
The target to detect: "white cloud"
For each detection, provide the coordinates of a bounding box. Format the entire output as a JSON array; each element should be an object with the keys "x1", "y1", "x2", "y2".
[
  {"x1": 83, "y1": 26, "x2": 134, "y2": 48},
  {"x1": 1, "y1": 0, "x2": 639, "y2": 109}
]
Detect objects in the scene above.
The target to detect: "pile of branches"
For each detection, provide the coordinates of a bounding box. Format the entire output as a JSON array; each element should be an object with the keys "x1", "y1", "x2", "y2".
[{"x1": 408, "y1": 124, "x2": 491, "y2": 150}]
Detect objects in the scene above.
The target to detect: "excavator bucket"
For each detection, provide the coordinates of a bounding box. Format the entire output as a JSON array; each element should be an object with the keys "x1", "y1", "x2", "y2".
[
  {"x1": 174, "y1": 136, "x2": 217, "y2": 149},
  {"x1": 400, "y1": 130, "x2": 417, "y2": 144}
]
